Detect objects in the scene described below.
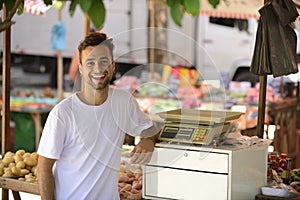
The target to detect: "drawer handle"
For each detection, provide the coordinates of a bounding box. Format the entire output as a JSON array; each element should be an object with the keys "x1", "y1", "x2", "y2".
[{"x1": 184, "y1": 153, "x2": 188, "y2": 157}]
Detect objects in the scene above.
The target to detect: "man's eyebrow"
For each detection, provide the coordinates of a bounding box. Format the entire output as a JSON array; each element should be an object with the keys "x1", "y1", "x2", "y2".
[
  {"x1": 99, "y1": 57, "x2": 110, "y2": 60},
  {"x1": 84, "y1": 58, "x2": 95, "y2": 62}
]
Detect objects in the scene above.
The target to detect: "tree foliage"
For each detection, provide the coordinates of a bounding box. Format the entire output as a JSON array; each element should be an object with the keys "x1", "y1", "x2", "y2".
[{"x1": 0, "y1": 0, "x2": 220, "y2": 32}]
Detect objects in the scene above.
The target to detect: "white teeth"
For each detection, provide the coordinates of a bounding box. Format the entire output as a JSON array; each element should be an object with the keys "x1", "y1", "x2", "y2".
[{"x1": 93, "y1": 74, "x2": 105, "y2": 78}]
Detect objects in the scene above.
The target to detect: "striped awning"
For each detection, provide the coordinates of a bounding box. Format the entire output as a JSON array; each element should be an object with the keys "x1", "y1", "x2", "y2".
[
  {"x1": 200, "y1": 0, "x2": 263, "y2": 19},
  {"x1": 200, "y1": 0, "x2": 300, "y2": 19},
  {"x1": 22, "y1": 0, "x2": 300, "y2": 19},
  {"x1": 24, "y1": 0, "x2": 56, "y2": 15}
]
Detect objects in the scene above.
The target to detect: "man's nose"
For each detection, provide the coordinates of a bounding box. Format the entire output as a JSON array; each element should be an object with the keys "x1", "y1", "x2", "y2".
[{"x1": 95, "y1": 62, "x2": 110, "y2": 71}]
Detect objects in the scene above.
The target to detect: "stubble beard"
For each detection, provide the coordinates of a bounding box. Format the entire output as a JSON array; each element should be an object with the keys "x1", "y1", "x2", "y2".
[
  {"x1": 90, "y1": 74, "x2": 112, "y2": 90},
  {"x1": 95, "y1": 78, "x2": 110, "y2": 90}
]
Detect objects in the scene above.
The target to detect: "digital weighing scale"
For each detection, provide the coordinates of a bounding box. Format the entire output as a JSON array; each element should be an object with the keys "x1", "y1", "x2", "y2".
[{"x1": 157, "y1": 109, "x2": 244, "y2": 145}]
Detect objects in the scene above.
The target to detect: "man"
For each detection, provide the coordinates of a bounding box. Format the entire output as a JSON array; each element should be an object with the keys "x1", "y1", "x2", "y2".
[{"x1": 37, "y1": 32, "x2": 160, "y2": 200}]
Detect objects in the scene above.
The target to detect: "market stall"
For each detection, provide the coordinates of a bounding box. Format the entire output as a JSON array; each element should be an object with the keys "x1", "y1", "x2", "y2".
[{"x1": 1, "y1": 1, "x2": 300, "y2": 200}]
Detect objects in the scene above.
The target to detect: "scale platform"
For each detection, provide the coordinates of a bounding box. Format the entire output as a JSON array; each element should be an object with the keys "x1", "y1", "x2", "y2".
[{"x1": 157, "y1": 109, "x2": 243, "y2": 145}]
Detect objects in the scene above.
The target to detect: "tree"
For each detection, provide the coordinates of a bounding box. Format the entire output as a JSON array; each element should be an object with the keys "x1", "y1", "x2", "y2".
[{"x1": 0, "y1": 0, "x2": 220, "y2": 31}]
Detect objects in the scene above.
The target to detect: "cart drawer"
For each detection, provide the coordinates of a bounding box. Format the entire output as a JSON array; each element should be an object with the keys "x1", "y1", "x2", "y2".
[
  {"x1": 143, "y1": 166, "x2": 228, "y2": 200},
  {"x1": 148, "y1": 147, "x2": 229, "y2": 173}
]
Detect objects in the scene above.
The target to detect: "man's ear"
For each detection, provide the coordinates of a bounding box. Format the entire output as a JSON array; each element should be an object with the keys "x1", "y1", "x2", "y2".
[
  {"x1": 111, "y1": 61, "x2": 115, "y2": 71},
  {"x1": 79, "y1": 64, "x2": 83, "y2": 75}
]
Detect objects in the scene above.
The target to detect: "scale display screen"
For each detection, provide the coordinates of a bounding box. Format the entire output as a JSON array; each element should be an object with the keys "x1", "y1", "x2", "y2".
[
  {"x1": 160, "y1": 126, "x2": 194, "y2": 141},
  {"x1": 159, "y1": 123, "x2": 230, "y2": 145}
]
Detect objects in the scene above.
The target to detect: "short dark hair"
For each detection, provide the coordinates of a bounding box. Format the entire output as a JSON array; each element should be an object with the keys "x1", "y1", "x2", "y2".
[{"x1": 78, "y1": 32, "x2": 114, "y2": 64}]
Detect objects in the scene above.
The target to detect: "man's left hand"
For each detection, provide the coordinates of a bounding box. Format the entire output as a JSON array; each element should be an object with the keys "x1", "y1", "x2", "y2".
[{"x1": 129, "y1": 137, "x2": 155, "y2": 164}]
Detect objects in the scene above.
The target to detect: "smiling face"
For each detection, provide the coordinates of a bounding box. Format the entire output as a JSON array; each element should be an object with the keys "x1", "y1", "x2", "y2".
[{"x1": 80, "y1": 44, "x2": 115, "y2": 90}]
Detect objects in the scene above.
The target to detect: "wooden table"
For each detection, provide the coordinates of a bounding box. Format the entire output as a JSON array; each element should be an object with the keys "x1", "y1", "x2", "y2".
[{"x1": 0, "y1": 177, "x2": 39, "y2": 200}]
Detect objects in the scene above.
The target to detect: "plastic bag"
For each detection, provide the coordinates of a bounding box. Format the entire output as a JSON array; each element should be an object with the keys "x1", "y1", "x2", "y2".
[
  {"x1": 250, "y1": 0, "x2": 299, "y2": 77},
  {"x1": 51, "y1": 21, "x2": 66, "y2": 51}
]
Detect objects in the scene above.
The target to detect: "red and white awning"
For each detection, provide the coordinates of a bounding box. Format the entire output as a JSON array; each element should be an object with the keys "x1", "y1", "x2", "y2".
[
  {"x1": 24, "y1": 0, "x2": 56, "y2": 15},
  {"x1": 200, "y1": 0, "x2": 263, "y2": 19},
  {"x1": 200, "y1": 0, "x2": 300, "y2": 19}
]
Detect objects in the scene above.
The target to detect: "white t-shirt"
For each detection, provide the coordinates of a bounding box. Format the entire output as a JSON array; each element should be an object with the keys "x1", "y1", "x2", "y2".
[{"x1": 37, "y1": 88, "x2": 154, "y2": 200}]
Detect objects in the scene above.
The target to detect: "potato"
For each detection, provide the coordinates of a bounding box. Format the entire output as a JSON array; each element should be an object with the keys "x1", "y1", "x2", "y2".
[
  {"x1": 16, "y1": 161, "x2": 26, "y2": 169},
  {"x1": 31, "y1": 152, "x2": 38, "y2": 160},
  {"x1": 16, "y1": 149, "x2": 25, "y2": 156},
  {"x1": 20, "y1": 169, "x2": 30, "y2": 176},
  {"x1": 2, "y1": 157, "x2": 14, "y2": 165},
  {"x1": 24, "y1": 157, "x2": 37, "y2": 167},
  {"x1": 2, "y1": 172, "x2": 14, "y2": 178},
  {"x1": 4, "y1": 151, "x2": 14, "y2": 159},
  {"x1": 2, "y1": 168, "x2": 14, "y2": 178},
  {"x1": 0, "y1": 162, "x2": 7, "y2": 169},
  {"x1": 8, "y1": 162, "x2": 16, "y2": 168},
  {"x1": 14, "y1": 154, "x2": 23, "y2": 163},
  {"x1": 25, "y1": 177, "x2": 36, "y2": 183},
  {"x1": 11, "y1": 167, "x2": 21, "y2": 176},
  {"x1": 4, "y1": 168, "x2": 12, "y2": 173},
  {"x1": 22, "y1": 153, "x2": 31, "y2": 158},
  {"x1": 25, "y1": 173, "x2": 33, "y2": 179},
  {"x1": 31, "y1": 166, "x2": 37, "y2": 176}
]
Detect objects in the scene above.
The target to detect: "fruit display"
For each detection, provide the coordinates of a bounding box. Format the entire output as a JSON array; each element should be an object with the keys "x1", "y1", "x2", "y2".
[
  {"x1": 136, "y1": 82, "x2": 169, "y2": 97},
  {"x1": 114, "y1": 76, "x2": 140, "y2": 93},
  {"x1": 148, "y1": 99, "x2": 181, "y2": 115},
  {"x1": 0, "y1": 150, "x2": 38, "y2": 183},
  {"x1": 290, "y1": 169, "x2": 300, "y2": 183},
  {"x1": 9, "y1": 96, "x2": 57, "y2": 113}
]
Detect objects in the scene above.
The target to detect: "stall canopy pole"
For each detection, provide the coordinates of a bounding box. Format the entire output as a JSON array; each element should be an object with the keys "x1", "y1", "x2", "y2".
[
  {"x1": 1, "y1": 5, "x2": 12, "y2": 155},
  {"x1": 257, "y1": 76, "x2": 267, "y2": 138},
  {"x1": 256, "y1": 0, "x2": 270, "y2": 138},
  {"x1": 148, "y1": 0, "x2": 155, "y2": 79},
  {"x1": 84, "y1": 14, "x2": 90, "y2": 37},
  {"x1": 57, "y1": 6, "x2": 63, "y2": 101}
]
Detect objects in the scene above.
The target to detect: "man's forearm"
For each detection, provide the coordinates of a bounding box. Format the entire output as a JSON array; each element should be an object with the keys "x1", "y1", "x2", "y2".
[
  {"x1": 38, "y1": 171, "x2": 55, "y2": 200},
  {"x1": 37, "y1": 157, "x2": 56, "y2": 200}
]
